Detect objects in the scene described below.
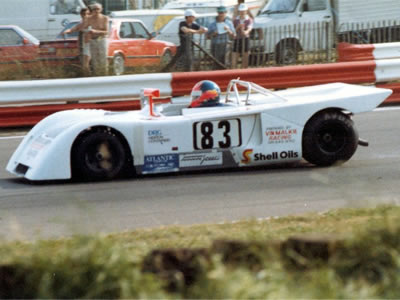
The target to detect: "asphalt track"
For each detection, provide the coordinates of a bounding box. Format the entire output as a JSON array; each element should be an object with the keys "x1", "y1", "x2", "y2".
[{"x1": 0, "y1": 108, "x2": 399, "y2": 241}]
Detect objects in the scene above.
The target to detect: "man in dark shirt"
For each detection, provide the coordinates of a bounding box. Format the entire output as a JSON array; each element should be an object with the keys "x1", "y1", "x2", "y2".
[{"x1": 163, "y1": 9, "x2": 208, "y2": 71}]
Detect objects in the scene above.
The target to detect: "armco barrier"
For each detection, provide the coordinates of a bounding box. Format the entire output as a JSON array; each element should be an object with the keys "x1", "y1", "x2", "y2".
[
  {"x1": 338, "y1": 42, "x2": 400, "y2": 62},
  {"x1": 0, "y1": 73, "x2": 173, "y2": 105},
  {"x1": 170, "y1": 61, "x2": 377, "y2": 96},
  {"x1": 376, "y1": 82, "x2": 400, "y2": 104},
  {"x1": 1, "y1": 59, "x2": 400, "y2": 128}
]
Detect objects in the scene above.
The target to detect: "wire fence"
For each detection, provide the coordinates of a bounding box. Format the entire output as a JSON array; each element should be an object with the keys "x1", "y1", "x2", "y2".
[{"x1": 172, "y1": 20, "x2": 400, "y2": 71}]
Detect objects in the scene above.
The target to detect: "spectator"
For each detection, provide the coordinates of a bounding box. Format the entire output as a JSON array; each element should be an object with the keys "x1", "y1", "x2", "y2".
[
  {"x1": 84, "y1": 3, "x2": 109, "y2": 76},
  {"x1": 163, "y1": 9, "x2": 208, "y2": 71},
  {"x1": 63, "y1": 7, "x2": 91, "y2": 75},
  {"x1": 232, "y1": 3, "x2": 253, "y2": 69},
  {"x1": 233, "y1": 0, "x2": 254, "y2": 19},
  {"x1": 207, "y1": 6, "x2": 236, "y2": 68}
]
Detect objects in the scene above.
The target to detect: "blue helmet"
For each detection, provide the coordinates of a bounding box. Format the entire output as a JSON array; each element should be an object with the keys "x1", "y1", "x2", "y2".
[{"x1": 190, "y1": 80, "x2": 221, "y2": 108}]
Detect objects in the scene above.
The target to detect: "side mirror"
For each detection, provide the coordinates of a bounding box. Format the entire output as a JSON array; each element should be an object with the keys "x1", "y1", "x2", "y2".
[
  {"x1": 22, "y1": 38, "x2": 30, "y2": 45},
  {"x1": 75, "y1": 5, "x2": 81, "y2": 14},
  {"x1": 150, "y1": 32, "x2": 157, "y2": 39}
]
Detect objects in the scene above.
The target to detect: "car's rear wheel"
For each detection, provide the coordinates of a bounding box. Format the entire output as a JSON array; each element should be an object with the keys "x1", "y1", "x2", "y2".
[
  {"x1": 302, "y1": 111, "x2": 359, "y2": 166},
  {"x1": 112, "y1": 54, "x2": 125, "y2": 76},
  {"x1": 276, "y1": 41, "x2": 298, "y2": 65},
  {"x1": 72, "y1": 130, "x2": 127, "y2": 181}
]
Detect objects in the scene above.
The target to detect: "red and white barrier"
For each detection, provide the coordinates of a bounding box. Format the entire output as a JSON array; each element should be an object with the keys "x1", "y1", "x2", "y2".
[
  {"x1": 338, "y1": 42, "x2": 400, "y2": 62},
  {"x1": 0, "y1": 59, "x2": 400, "y2": 127}
]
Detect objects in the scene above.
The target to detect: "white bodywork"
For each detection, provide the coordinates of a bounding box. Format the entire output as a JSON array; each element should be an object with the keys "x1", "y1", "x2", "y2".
[{"x1": 7, "y1": 80, "x2": 392, "y2": 181}]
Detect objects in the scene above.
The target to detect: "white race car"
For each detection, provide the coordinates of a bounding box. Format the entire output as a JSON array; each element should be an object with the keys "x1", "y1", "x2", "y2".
[{"x1": 6, "y1": 79, "x2": 392, "y2": 181}]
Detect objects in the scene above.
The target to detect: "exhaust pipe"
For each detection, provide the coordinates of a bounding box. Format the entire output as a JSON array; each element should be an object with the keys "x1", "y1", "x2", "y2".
[{"x1": 358, "y1": 138, "x2": 369, "y2": 147}]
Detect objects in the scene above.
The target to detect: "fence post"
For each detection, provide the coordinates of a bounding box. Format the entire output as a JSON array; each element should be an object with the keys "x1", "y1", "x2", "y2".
[
  {"x1": 325, "y1": 21, "x2": 331, "y2": 62},
  {"x1": 184, "y1": 33, "x2": 193, "y2": 71}
]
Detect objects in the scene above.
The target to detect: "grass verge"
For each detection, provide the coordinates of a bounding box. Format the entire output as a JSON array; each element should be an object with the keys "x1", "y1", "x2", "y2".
[{"x1": 0, "y1": 205, "x2": 399, "y2": 298}]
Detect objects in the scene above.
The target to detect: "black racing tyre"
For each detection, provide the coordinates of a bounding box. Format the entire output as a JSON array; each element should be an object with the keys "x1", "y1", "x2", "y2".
[
  {"x1": 72, "y1": 130, "x2": 127, "y2": 181},
  {"x1": 302, "y1": 111, "x2": 359, "y2": 166}
]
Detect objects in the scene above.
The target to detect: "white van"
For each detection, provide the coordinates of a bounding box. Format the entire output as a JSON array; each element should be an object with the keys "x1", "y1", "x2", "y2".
[
  {"x1": 162, "y1": 0, "x2": 265, "y2": 16},
  {"x1": 253, "y1": 0, "x2": 400, "y2": 64},
  {"x1": 110, "y1": 9, "x2": 184, "y2": 33},
  {"x1": 0, "y1": 0, "x2": 86, "y2": 40}
]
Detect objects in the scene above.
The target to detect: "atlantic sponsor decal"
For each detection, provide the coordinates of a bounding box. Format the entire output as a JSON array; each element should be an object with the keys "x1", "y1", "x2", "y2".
[
  {"x1": 179, "y1": 152, "x2": 223, "y2": 167},
  {"x1": 147, "y1": 129, "x2": 170, "y2": 144},
  {"x1": 143, "y1": 154, "x2": 179, "y2": 173},
  {"x1": 265, "y1": 126, "x2": 298, "y2": 144},
  {"x1": 242, "y1": 149, "x2": 298, "y2": 163}
]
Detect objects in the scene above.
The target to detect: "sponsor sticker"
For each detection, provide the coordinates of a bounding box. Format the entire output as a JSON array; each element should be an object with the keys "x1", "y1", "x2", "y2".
[
  {"x1": 147, "y1": 129, "x2": 171, "y2": 145},
  {"x1": 26, "y1": 135, "x2": 52, "y2": 159},
  {"x1": 241, "y1": 149, "x2": 253, "y2": 164},
  {"x1": 265, "y1": 126, "x2": 298, "y2": 144},
  {"x1": 241, "y1": 149, "x2": 299, "y2": 163},
  {"x1": 143, "y1": 154, "x2": 179, "y2": 173},
  {"x1": 179, "y1": 152, "x2": 223, "y2": 167}
]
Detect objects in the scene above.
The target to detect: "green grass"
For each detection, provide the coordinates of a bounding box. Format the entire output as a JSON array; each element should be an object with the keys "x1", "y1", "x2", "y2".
[{"x1": 0, "y1": 205, "x2": 399, "y2": 298}]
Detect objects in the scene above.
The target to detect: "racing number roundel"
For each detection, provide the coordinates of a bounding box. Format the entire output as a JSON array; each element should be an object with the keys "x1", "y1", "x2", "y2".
[{"x1": 193, "y1": 119, "x2": 242, "y2": 150}]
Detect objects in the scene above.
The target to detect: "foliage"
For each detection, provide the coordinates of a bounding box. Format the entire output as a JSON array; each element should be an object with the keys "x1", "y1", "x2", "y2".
[{"x1": 0, "y1": 205, "x2": 399, "y2": 298}]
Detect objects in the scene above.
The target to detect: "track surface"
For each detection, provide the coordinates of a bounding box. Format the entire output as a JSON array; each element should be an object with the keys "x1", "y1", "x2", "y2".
[{"x1": 0, "y1": 108, "x2": 399, "y2": 241}]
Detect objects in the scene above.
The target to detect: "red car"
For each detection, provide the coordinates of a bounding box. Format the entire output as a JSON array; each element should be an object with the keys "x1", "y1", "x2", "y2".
[
  {"x1": 54, "y1": 18, "x2": 177, "y2": 75},
  {"x1": 0, "y1": 25, "x2": 39, "y2": 73}
]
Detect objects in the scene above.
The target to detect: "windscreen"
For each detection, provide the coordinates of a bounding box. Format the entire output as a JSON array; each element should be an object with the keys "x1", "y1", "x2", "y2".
[{"x1": 260, "y1": 0, "x2": 300, "y2": 15}]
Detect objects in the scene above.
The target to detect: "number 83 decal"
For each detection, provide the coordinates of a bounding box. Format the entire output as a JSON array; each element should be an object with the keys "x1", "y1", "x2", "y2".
[{"x1": 193, "y1": 119, "x2": 242, "y2": 150}]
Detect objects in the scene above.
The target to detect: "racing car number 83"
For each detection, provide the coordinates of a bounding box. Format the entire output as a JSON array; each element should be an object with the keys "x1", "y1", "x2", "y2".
[{"x1": 193, "y1": 119, "x2": 242, "y2": 150}]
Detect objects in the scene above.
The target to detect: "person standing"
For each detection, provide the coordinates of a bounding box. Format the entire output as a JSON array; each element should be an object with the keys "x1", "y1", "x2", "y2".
[
  {"x1": 63, "y1": 7, "x2": 91, "y2": 75},
  {"x1": 232, "y1": 3, "x2": 253, "y2": 69},
  {"x1": 207, "y1": 6, "x2": 236, "y2": 68},
  {"x1": 163, "y1": 9, "x2": 208, "y2": 71},
  {"x1": 233, "y1": 0, "x2": 254, "y2": 19},
  {"x1": 84, "y1": 3, "x2": 109, "y2": 76}
]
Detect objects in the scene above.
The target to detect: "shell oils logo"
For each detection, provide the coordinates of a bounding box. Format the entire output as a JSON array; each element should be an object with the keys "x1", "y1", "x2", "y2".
[{"x1": 241, "y1": 149, "x2": 253, "y2": 164}]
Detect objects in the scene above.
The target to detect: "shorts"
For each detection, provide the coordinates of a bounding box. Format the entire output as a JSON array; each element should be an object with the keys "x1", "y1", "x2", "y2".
[
  {"x1": 82, "y1": 42, "x2": 90, "y2": 57},
  {"x1": 233, "y1": 37, "x2": 249, "y2": 53}
]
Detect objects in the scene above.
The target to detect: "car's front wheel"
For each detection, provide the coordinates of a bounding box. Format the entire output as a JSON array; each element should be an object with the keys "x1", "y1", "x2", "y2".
[
  {"x1": 160, "y1": 50, "x2": 172, "y2": 70},
  {"x1": 302, "y1": 111, "x2": 359, "y2": 166},
  {"x1": 112, "y1": 54, "x2": 125, "y2": 76},
  {"x1": 72, "y1": 130, "x2": 127, "y2": 181}
]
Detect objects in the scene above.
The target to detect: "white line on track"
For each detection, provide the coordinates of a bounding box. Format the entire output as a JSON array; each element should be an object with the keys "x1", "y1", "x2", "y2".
[
  {"x1": 0, "y1": 136, "x2": 25, "y2": 140},
  {"x1": 375, "y1": 106, "x2": 400, "y2": 112}
]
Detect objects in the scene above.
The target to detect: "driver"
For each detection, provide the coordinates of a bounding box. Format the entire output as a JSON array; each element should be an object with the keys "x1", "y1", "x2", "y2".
[{"x1": 189, "y1": 80, "x2": 221, "y2": 108}]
